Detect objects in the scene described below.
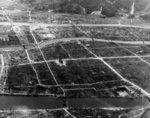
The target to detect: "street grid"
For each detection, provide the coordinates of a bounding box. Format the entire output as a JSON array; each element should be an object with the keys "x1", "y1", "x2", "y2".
[
  {"x1": 0, "y1": 12, "x2": 149, "y2": 98},
  {"x1": 2, "y1": 38, "x2": 150, "y2": 97}
]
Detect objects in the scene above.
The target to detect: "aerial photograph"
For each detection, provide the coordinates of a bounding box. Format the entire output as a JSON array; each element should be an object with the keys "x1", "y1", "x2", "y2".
[{"x1": 1, "y1": 0, "x2": 150, "y2": 117}]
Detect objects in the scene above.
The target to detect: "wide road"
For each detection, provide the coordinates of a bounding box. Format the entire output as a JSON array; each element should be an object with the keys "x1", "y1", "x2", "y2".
[
  {"x1": 39, "y1": 37, "x2": 150, "y2": 47},
  {"x1": 1, "y1": 37, "x2": 150, "y2": 51},
  {"x1": 0, "y1": 21, "x2": 150, "y2": 29}
]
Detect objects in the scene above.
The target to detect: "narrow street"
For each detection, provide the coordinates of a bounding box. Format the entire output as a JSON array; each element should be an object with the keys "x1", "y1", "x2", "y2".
[{"x1": 0, "y1": 54, "x2": 4, "y2": 80}]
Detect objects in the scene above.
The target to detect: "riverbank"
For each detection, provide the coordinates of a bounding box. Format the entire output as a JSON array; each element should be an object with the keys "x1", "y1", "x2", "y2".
[{"x1": 0, "y1": 107, "x2": 144, "y2": 118}]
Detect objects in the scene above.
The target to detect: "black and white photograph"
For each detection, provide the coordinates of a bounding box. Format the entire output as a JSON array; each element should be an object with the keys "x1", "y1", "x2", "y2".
[{"x1": 0, "y1": 0, "x2": 149, "y2": 117}]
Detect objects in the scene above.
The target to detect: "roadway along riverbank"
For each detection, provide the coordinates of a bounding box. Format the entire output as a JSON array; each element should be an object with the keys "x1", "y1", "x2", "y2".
[{"x1": 0, "y1": 22, "x2": 150, "y2": 29}]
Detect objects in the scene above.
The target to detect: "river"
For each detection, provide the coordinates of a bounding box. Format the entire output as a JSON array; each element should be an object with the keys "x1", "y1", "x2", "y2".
[{"x1": 0, "y1": 96, "x2": 149, "y2": 109}]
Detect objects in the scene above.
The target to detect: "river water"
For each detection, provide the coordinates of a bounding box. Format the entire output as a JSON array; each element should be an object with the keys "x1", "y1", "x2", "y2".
[
  {"x1": 141, "y1": 109, "x2": 150, "y2": 118},
  {"x1": 0, "y1": 96, "x2": 149, "y2": 109}
]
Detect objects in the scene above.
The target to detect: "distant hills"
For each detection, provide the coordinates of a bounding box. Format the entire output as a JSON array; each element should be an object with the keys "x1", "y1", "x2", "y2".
[{"x1": 20, "y1": 0, "x2": 150, "y2": 17}]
